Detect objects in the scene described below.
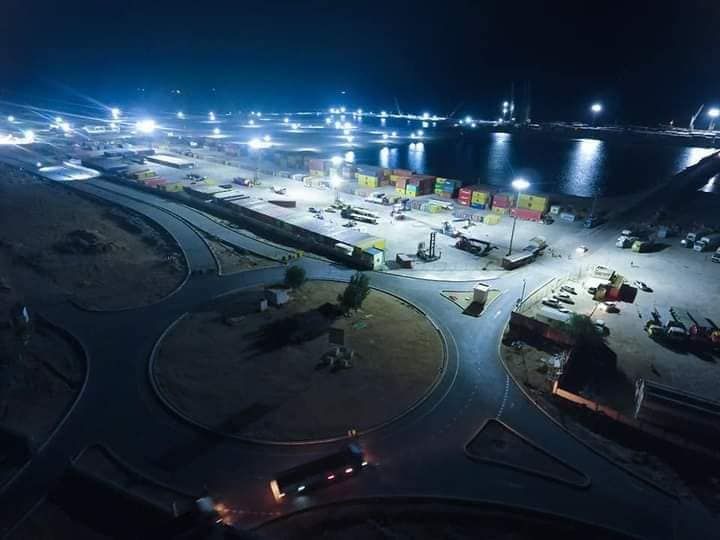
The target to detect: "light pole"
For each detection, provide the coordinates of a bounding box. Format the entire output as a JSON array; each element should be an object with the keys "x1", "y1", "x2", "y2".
[
  {"x1": 330, "y1": 155, "x2": 344, "y2": 200},
  {"x1": 708, "y1": 108, "x2": 719, "y2": 131},
  {"x1": 590, "y1": 103, "x2": 602, "y2": 125},
  {"x1": 249, "y1": 136, "x2": 271, "y2": 182},
  {"x1": 507, "y1": 177, "x2": 530, "y2": 256}
]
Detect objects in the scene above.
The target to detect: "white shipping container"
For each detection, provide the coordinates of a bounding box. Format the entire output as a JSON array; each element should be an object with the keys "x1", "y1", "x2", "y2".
[{"x1": 559, "y1": 212, "x2": 576, "y2": 222}]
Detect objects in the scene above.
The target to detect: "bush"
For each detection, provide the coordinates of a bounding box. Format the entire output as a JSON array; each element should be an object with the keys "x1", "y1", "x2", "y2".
[
  {"x1": 338, "y1": 272, "x2": 370, "y2": 314},
  {"x1": 284, "y1": 265, "x2": 306, "y2": 289},
  {"x1": 564, "y1": 313, "x2": 603, "y2": 346}
]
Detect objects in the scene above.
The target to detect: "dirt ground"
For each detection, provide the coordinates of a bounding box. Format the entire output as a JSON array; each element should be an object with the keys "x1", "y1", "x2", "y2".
[
  {"x1": 202, "y1": 234, "x2": 277, "y2": 274},
  {"x1": 155, "y1": 280, "x2": 444, "y2": 441},
  {"x1": 0, "y1": 281, "x2": 84, "y2": 484},
  {"x1": 0, "y1": 165, "x2": 186, "y2": 310},
  {"x1": 9, "y1": 501, "x2": 109, "y2": 540},
  {"x1": 254, "y1": 500, "x2": 631, "y2": 540}
]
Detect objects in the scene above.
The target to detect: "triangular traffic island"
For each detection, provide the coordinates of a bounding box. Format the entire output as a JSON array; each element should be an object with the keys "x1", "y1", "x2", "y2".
[{"x1": 465, "y1": 418, "x2": 590, "y2": 488}]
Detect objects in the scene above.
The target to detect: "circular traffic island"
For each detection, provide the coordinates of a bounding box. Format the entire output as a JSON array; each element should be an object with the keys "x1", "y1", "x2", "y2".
[{"x1": 153, "y1": 280, "x2": 444, "y2": 442}]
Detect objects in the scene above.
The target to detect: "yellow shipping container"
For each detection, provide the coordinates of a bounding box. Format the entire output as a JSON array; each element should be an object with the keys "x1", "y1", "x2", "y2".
[
  {"x1": 491, "y1": 206, "x2": 508, "y2": 215},
  {"x1": 162, "y1": 182, "x2": 184, "y2": 192},
  {"x1": 395, "y1": 187, "x2": 406, "y2": 195},
  {"x1": 356, "y1": 237, "x2": 386, "y2": 251},
  {"x1": 389, "y1": 174, "x2": 406, "y2": 183},
  {"x1": 309, "y1": 169, "x2": 324, "y2": 177},
  {"x1": 517, "y1": 194, "x2": 549, "y2": 212},
  {"x1": 471, "y1": 191, "x2": 489, "y2": 203},
  {"x1": 484, "y1": 214, "x2": 501, "y2": 225}
]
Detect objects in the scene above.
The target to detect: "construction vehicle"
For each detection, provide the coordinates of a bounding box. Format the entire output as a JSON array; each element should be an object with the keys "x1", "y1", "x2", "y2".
[
  {"x1": 523, "y1": 236, "x2": 547, "y2": 255},
  {"x1": 417, "y1": 232, "x2": 441, "y2": 261},
  {"x1": 455, "y1": 236, "x2": 495, "y2": 256},
  {"x1": 440, "y1": 221, "x2": 460, "y2": 237}
]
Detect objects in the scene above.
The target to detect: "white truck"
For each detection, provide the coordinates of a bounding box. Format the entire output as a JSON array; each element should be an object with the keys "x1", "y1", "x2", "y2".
[
  {"x1": 712, "y1": 247, "x2": 720, "y2": 263},
  {"x1": 693, "y1": 233, "x2": 720, "y2": 252}
]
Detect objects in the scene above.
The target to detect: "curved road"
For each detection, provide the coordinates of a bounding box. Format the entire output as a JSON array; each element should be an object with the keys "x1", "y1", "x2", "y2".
[{"x1": 0, "y1": 180, "x2": 714, "y2": 539}]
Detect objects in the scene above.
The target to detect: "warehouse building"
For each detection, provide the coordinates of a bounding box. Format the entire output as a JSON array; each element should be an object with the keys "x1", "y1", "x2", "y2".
[
  {"x1": 218, "y1": 197, "x2": 385, "y2": 269},
  {"x1": 145, "y1": 154, "x2": 195, "y2": 169}
]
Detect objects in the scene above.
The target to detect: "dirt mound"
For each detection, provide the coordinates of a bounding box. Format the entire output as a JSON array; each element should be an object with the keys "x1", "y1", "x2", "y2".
[{"x1": 54, "y1": 230, "x2": 122, "y2": 255}]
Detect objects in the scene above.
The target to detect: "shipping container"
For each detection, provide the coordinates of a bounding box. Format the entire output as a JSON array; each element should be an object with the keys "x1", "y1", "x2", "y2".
[
  {"x1": 510, "y1": 207, "x2": 543, "y2": 221},
  {"x1": 309, "y1": 169, "x2": 324, "y2": 178},
  {"x1": 491, "y1": 206, "x2": 508, "y2": 215},
  {"x1": 470, "y1": 202, "x2": 487, "y2": 209},
  {"x1": 457, "y1": 198, "x2": 470, "y2": 206},
  {"x1": 160, "y1": 182, "x2": 185, "y2": 192},
  {"x1": 559, "y1": 212, "x2": 577, "y2": 222},
  {"x1": 549, "y1": 205, "x2": 562, "y2": 215},
  {"x1": 517, "y1": 193, "x2": 549, "y2": 213},
  {"x1": 392, "y1": 168, "x2": 412, "y2": 177},
  {"x1": 395, "y1": 187, "x2": 406, "y2": 196},
  {"x1": 458, "y1": 187, "x2": 474, "y2": 199},
  {"x1": 395, "y1": 177, "x2": 408, "y2": 189},
  {"x1": 484, "y1": 214, "x2": 501, "y2": 225}
]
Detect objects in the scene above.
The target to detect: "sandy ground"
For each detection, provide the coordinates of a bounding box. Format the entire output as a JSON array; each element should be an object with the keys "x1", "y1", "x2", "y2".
[
  {"x1": 254, "y1": 500, "x2": 630, "y2": 540},
  {"x1": 0, "y1": 165, "x2": 186, "y2": 310},
  {"x1": 202, "y1": 234, "x2": 277, "y2": 274},
  {"x1": 155, "y1": 281, "x2": 443, "y2": 441},
  {"x1": 9, "y1": 501, "x2": 109, "y2": 540},
  {"x1": 0, "y1": 281, "x2": 84, "y2": 484}
]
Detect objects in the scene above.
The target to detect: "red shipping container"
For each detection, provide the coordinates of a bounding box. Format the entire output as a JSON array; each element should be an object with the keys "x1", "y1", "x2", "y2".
[
  {"x1": 393, "y1": 168, "x2": 412, "y2": 177},
  {"x1": 458, "y1": 198, "x2": 470, "y2": 206},
  {"x1": 492, "y1": 199, "x2": 511, "y2": 209},
  {"x1": 459, "y1": 187, "x2": 473, "y2": 198},
  {"x1": 510, "y1": 207, "x2": 543, "y2": 221},
  {"x1": 396, "y1": 177, "x2": 408, "y2": 189}
]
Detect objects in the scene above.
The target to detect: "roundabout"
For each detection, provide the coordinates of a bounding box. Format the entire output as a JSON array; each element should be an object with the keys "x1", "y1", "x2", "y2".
[{"x1": 152, "y1": 280, "x2": 446, "y2": 443}]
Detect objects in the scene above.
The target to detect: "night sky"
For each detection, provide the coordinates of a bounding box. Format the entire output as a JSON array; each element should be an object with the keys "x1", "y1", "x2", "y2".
[{"x1": 2, "y1": 0, "x2": 719, "y2": 123}]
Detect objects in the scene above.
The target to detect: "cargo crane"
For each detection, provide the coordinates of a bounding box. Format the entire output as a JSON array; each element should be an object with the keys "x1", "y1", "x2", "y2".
[{"x1": 689, "y1": 104, "x2": 704, "y2": 132}]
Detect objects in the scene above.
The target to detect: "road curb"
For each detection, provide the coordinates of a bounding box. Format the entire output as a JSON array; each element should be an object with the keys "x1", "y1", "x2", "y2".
[
  {"x1": 0, "y1": 314, "x2": 90, "y2": 496},
  {"x1": 250, "y1": 495, "x2": 645, "y2": 540},
  {"x1": 496, "y1": 285, "x2": 678, "y2": 499},
  {"x1": 55, "y1": 182, "x2": 196, "y2": 313},
  {"x1": 147, "y1": 278, "x2": 451, "y2": 446},
  {"x1": 463, "y1": 418, "x2": 591, "y2": 489}
]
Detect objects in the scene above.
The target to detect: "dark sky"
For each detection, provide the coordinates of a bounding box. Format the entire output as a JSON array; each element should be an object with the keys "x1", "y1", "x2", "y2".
[{"x1": 2, "y1": 0, "x2": 719, "y2": 123}]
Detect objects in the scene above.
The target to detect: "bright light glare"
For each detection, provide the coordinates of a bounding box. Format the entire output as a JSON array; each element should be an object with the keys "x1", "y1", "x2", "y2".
[
  {"x1": 465, "y1": 116, "x2": 472, "y2": 124},
  {"x1": 391, "y1": 131, "x2": 397, "y2": 138},
  {"x1": 344, "y1": 151, "x2": 355, "y2": 162},
  {"x1": 249, "y1": 119, "x2": 255, "y2": 125},
  {"x1": 7, "y1": 116, "x2": 14, "y2": 122},
  {"x1": 213, "y1": 127, "x2": 221, "y2": 135},
  {"x1": 708, "y1": 108, "x2": 720, "y2": 119},
  {"x1": 330, "y1": 175, "x2": 343, "y2": 188},
  {"x1": 60, "y1": 122, "x2": 72, "y2": 133},
  {"x1": 55, "y1": 116, "x2": 63, "y2": 124},
  {"x1": 382, "y1": 133, "x2": 389, "y2": 140},
  {"x1": 417, "y1": 129, "x2": 424, "y2": 136},
  {"x1": 111, "y1": 107, "x2": 120, "y2": 119},
  {"x1": 136, "y1": 119, "x2": 156, "y2": 134},
  {"x1": 209, "y1": 111, "x2": 216, "y2": 121},
  {"x1": 292, "y1": 123, "x2": 300, "y2": 130},
  {"x1": 24, "y1": 130, "x2": 34, "y2": 142},
  {"x1": 263, "y1": 134, "x2": 271, "y2": 142},
  {"x1": 331, "y1": 155, "x2": 343, "y2": 166},
  {"x1": 512, "y1": 177, "x2": 530, "y2": 191},
  {"x1": 591, "y1": 103, "x2": 603, "y2": 114},
  {"x1": 177, "y1": 111, "x2": 185, "y2": 119},
  {"x1": 325, "y1": 117, "x2": 332, "y2": 125},
  {"x1": 503, "y1": 101, "x2": 509, "y2": 107},
  {"x1": 422, "y1": 112, "x2": 430, "y2": 119}
]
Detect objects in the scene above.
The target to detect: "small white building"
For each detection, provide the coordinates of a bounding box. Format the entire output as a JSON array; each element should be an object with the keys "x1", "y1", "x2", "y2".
[
  {"x1": 264, "y1": 288, "x2": 289, "y2": 307},
  {"x1": 473, "y1": 282, "x2": 490, "y2": 303}
]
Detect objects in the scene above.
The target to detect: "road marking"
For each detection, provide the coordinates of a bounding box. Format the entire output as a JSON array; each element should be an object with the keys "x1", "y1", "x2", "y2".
[{"x1": 496, "y1": 374, "x2": 511, "y2": 419}]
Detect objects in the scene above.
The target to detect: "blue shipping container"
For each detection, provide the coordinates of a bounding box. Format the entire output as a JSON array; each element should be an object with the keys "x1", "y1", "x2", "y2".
[{"x1": 470, "y1": 202, "x2": 487, "y2": 209}]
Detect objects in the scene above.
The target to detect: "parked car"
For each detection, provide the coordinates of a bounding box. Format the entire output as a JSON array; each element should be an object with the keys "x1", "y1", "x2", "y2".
[
  {"x1": 542, "y1": 297, "x2": 560, "y2": 307},
  {"x1": 555, "y1": 292, "x2": 574, "y2": 304},
  {"x1": 560, "y1": 285, "x2": 577, "y2": 295},
  {"x1": 603, "y1": 302, "x2": 620, "y2": 314}
]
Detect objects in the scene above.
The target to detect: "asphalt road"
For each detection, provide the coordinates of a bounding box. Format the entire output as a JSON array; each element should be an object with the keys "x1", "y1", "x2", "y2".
[{"x1": 0, "y1": 173, "x2": 715, "y2": 539}]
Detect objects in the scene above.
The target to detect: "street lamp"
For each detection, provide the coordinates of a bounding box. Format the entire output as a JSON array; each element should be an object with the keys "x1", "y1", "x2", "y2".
[
  {"x1": 249, "y1": 136, "x2": 271, "y2": 180},
  {"x1": 590, "y1": 103, "x2": 603, "y2": 125},
  {"x1": 177, "y1": 111, "x2": 185, "y2": 119},
  {"x1": 507, "y1": 177, "x2": 530, "y2": 256}
]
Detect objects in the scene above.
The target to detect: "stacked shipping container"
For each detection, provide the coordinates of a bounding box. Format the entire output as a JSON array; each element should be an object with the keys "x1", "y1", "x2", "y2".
[
  {"x1": 405, "y1": 175, "x2": 435, "y2": 197},
  {"x1": 308, "y1": 158, "x2": 326, "y2": 177},
  {"x1": 433, "y1": 177, "x2": 462, "y2": 199},
  {"x1": 517, "y1": 193, "x2": 549, "y2": 214}
]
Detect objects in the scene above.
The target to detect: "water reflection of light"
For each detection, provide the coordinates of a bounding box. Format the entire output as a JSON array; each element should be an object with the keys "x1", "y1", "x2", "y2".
[
  {"x1": 487, "y1": 131, "x2": 513, "y2": 181},
  {"x1": 562, "y1": 138, "x2": 605, "y2": 196},
  {"x1": 344, "y1": 151, "x2": 355, "y2": 163},
  {"x1": 379, "y1": 146, "x2": 399, "y2": 169},
  {"x1": 408, "y1": 142, "x2": 426, "y2": 172},
  {"x1": 675, "y1": 147, "x2": 716, "y2": 172},
  {"x1": 700, "y1": 174, "x2": 718, "y2": 193}
]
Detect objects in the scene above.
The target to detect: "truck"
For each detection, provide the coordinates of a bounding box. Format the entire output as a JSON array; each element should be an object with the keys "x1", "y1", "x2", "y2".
[
  {"x1": 501, "y1": 251, "x2": 536, "y2": 270},
  {"x1": 616, "y1": 235, "x2": 638, "y2": 248},
  {"x1": 269, "y1": 444, "x2": 367, "y2": 501},
  {"x1": 455, "y1": 236, "x2": 494, "y2": 256},
  {"x1": 682, "y1": 228, "x2": 711, "y2": 248},
  {"x1": 693, "y1": 233, "x2": 720, "y2": 252},
  {"x1": 364, "y1": 191, "x2": 390, "y2": 205},
  {"x1": 341, "y1": 206, "x2": 378, "y2": 224}
]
